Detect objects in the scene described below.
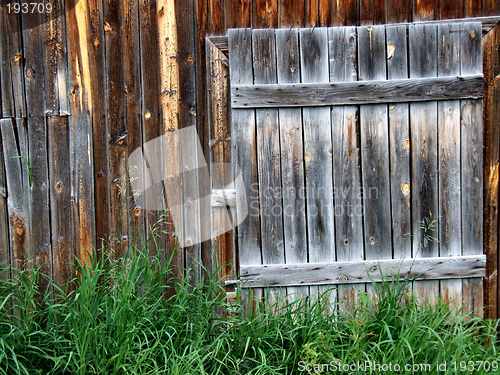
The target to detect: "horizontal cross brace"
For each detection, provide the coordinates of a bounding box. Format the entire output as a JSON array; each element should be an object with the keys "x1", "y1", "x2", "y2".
[
  {"x1": 231, "y1": 75, "x2": 484, "y2": 108},
  {"x1": 226, "y1": 255, "x2": 486, "y2": 288}
]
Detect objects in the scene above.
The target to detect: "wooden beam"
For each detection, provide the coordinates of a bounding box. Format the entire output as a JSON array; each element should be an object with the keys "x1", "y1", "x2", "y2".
[
  {"x1": 227, "y1": 255, "x2": 487, "y2": 288},
  {"x1": 231, "y1": 75, "x2": 484, "y2": 108}
]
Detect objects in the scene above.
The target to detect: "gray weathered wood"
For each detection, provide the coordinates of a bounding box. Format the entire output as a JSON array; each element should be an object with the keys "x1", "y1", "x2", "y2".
[
  {"x1": 409, "y1": 23, "x2": 439, "y2": 306},
  {"x1": 386, "y1": 25, "x2": 411, "y2": 261},
  {"x1": 437, "y1": 23, "x2": 462, "y2": 310},
  {"x1": 48, "y1": 116, "x2": 73, "y2": 288},
  {"x1": 460, "y1": 21, "x2": 484, "y2": 317},
  {"x1": 228, "y1": 28, "x2": 262, "y2": 310},
  {"x1": 358, "y1": 25, "x2": 392, "y2": 262},
  {"x1": 0, "y1": 125, "x2": 10, "y2": 278},
  {"x1": 276, "y1": 28, "x2": 308, "y2": 301},
  {"x1": 230, "y1": 255, "x2": 486, "y2": 288},
  {"x1": 231, "y1": 75, "x2": 484, "y2": 108},
  {"x1": 328, "y1": 26, "x2": 364, "y2": 310},
  {"x1": 300, "y1": 27, "x2": 335, "y2": 305}
]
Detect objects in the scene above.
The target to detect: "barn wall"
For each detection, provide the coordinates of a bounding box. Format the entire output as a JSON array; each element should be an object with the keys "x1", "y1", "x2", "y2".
[{"x1": 0, "y1": 0, "x2": 498, "y2": 317}]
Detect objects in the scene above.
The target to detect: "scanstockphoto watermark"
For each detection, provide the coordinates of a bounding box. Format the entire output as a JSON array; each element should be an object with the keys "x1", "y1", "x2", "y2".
[
  {"x1": 247, "y1": 184, "x2": 378, "y2": 219},
  {"x1": 298, "y1": 360, "x2": 433, "y2": 373}
]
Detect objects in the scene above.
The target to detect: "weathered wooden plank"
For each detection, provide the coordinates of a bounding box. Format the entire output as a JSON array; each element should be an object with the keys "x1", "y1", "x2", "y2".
[
  {"x1": 22, "y1": 10, "x2": 53, "y2": 289},
  {"x1": 65, "y1": 0, "x2": 96, "y2": 265},
  {"x1": 254, "y1": 0, "x2": 279, "y2": 28},
  {"x1": 305, "y1": 0, "x2": 319, "y2": 26},
  {"x1": 413, "y1": 0, "x2": 437, "y2": 21},
  {"x1": 228, "y1": 28, "x2": 262, "y2": 310},
  {"x1": 360, "y1": 0, "x2": 386, "y2": 25},
  {"x1": 0, "y1": 126, "x2": 9, "y2": 278},
  {"x1": 1, "y1": 118, "x2": 30, "y2": 272},
  {"x1": 280, "y1": 0, "x2": 305, "y2": 27},
  {"x1": 482, "y1": 22, "x2": 499, "y2": 320},
  {"x1": 231, "y1": 75, "x2": 484, "y2": 108},
  {"x1": 483, "y1": 0, "x2": 499, "y2": 17},
  {"x1": 460, "y1": 21, "x2": 484, "y2": 318},
  {"x1": 207, "y1": 39, "x2": 234, "y2": 283},
  {"x1": 104, "y1": 0, "x2": 127, "y2": 259},
  {"x1": 123, "y1": 0, "x2": 145, "y2": 250},
  {"x1": 409, "y1": 23, "x2": 439, "y2": 306},
  {"x1": 227, "y1": 0, "x2": 252, "y2": 28},
  {"x1": 48, "y1": 116, "x2": 73, "y2": 288},
  {"x1": 42, "y1": 0, "x2": 69, "y2": 115},
  {"x1": 318, "y1": 0, "x2": 331, "y2": 26},
  {"x1": 437, "y1": 23, "x2": 462, "y2": 310},
  {"x1": 464, "y1": 1, "x2": 481, "y2": 17},
  {"x1": 0, "y1": 4, "x2": 25, "y2": 117},
  {"x1": 386, "y1": 25, "x2": 411, "y2": 261},
  {"x1": 253, "y1": 29, "x2": 284, "y2": 267},
  {"x1": 233, "y1": 255, "x2": 487, "y2": 288},
  {"x1": 358, "y1": 25, "x2": 392, "y2": 268},
  {"x1": 439, "y1": 0, "x2": 464, "y2": 19},
  {"x1": 176, "y1": 0, "x2": 203, "y2": 282},
  {"x1": 332, "y1": 0, "x2": 358, "y2": 26},
  {"x1": 209, "y1": 0, "x2": 225, "y2": 35},
  {"x1": 300, "y1": 28, "x2": 335, "y2": 305},
  {"x1": 328, "y1": 26, "x2": 363, "y2": 310},
  {"x1": 387, "y1": 0, "x2": 412, "y2": 23},
  {"x1": 276, "y1": 28, "x2": 308, "y2": 301}
]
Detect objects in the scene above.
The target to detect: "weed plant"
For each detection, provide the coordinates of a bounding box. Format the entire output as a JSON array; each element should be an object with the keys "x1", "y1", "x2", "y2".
[{"x1": 0, "y1": 243, "x2": 498, "y2": 374}]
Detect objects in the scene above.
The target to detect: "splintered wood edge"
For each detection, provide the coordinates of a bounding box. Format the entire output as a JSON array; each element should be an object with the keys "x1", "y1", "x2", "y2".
[{"x1": 226, "y1": 255, "x2": 487, "y2": 288}]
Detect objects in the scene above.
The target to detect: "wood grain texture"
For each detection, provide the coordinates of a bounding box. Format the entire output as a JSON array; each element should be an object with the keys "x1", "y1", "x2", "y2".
[
  {"x1": 227, "y1": 0, "x2": 252, "y2": 28},
  {"x1": 413, "y1": 0, "x2": 437, "y2": 21},
  {"x1": 235, "y1": 255, "x2": 487, "y2": 287},
  {"x1": 387, "y1": 0, "x2": 412, "y2": 23},
  {"x1": 0, "y1": 126, "x2": 9, "y2": 279},
  {"x1": 252, "y1": 29, "x2": 284, "y2": 267},
  {"x1": 280, "y1": 0, "x2": 304, "y2": 27},
  {"x1": 254, "y1": 0, "x2": 279, "y2": 28},
  {"x1": 464, "y1": 0, "x2": 481, "y2": 17},
  {"x1": 358, "y1": 25, "x2": 392, "y2": 266},
  {"x1": 328, "y1": 26, "x2": 364, "y2": 310},
  {"x1": 437, "y1": 23, "x2": 462, "y2": 310},
  {"x1": 439, "y1": 0, "x2": 464, "y2": 19},
  {"x1": 276, "y1": 28, "x2": 308, "y2": 301},
  {"x1": 333, "y1": 0, "x2": 359, "y2": 26},
  {"x1": 48, "y1": 116, "x2": 73, "y2": 288},
  {"x1": 1, "y1": 118, "x2": 30, "y2": 272},
  {"x1": 360, "y1": 0, "x2": 387, "y2": 25},
  {"x1": 483, "y1": 0, "x2": 499, "y2": 16},
  {"x1": 460, "y1": 21, "x2": 484, "y2": 318},
  {"x1": 209, "y1": 0, "x2": 225, "y2": 35},
  {"x1": 305, "y1": 0, "x2": 319, "y2": 26},
  {"x1": 409, "y1": 23, "x2": 439, "y2": 306},
  {"x1": 482, "y1": 23, "x2": 499, "y2": 320},
  {"x1": 231, "y1": 75, "x2": 484, "y2": 107},
  {"x1": 318, "y1": 0, "x2": 331, "y2": 26},
  {"x1": 386, "y1": 25, "x2": 411, "y2": 261}
]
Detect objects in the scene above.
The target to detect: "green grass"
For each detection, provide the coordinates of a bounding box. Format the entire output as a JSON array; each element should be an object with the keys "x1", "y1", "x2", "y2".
[{"x1": 0, "y1": 244, "x2": 498, "y2": 375}]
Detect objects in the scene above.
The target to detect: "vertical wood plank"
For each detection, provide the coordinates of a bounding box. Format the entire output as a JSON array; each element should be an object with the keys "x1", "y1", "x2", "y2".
[
  {"x1": 413, "y1": 0, "x2": 437, "y2": 21},
  {"x1": 104, "y1": 0, "x2": 128, "y2": 259},
  {"x1": 276, "y1": 28, "x2": 308, "y2": 302},
  {"x1": 157, "y1": 0, "x2": 181, "y2": 282},
  {"x1": 209, "y1": 0, "x2": 225, "y2": 34},
  {"x1": 22, "y1": 10, "x2": 53, "y2": 289},
  {"x1": 48, "y1": 116, "x2": 73, "y2": 289},
  {"x1": 318, "y1": 0, "x2": 332, "y2": 26},
  {"x1": 280, "y1": 0, "x2": 305, "y2": 27},
  {"x1": 300, "y1": 27, "x2": 335, "y2": 304},
  {"x1": 358, "y1": 25, "x2": 391, "y2": 300},
  {"x1": 66, "y1": 0, "x2": 96, "y2": 265},
  {"x1": 387, "y1": 0, "x2": 412, "y2": 23},
  {"x1": 329, "y1": 26, "x2": 363, "y2": 310},
  {"x1": 253, "y1": 29, "x2": 284, "y2": 306},
  {"x1": 333, "y1": 0, "x2": 358, "y2": 26},
  {"x1": 482, "y1": 23, "x2": 499, "y2": 320},
  {"x1": 254, "y1": 0, "x2": 279, "y2": 28},
  {"x1": 0, "y1": 5, "x2": 25, "y2": 117},
  {"x1": 177, "y1": 0, "x2": 203, "y2": 283},
  {"x1": 409, "y1": 23, "x2": 439, "y2": 306},
  {"x1": 0, "y1": 127, "x2": 9, "y2": 278},
  {"x1": 207, "y1": 39, "x2": 234, "y2": 286},
  {"x1": 123, "y1": 0, "x2": 146, "y2": 249},
  {"x1": 437, "y1": 22, "x2": 462, "y2": 310},
  {"x1": 1, "y1": 118, "x2": 30, "y2": 272},
  {"x1": 460, "y1": 22, "x2": 484, "y2": 317},
  {"x1": 360, "y1": 0, "x2": 387, "y2": 25},
  {"x1": 227, "y1": 0, "x2": 252, "y2": 28},
  {"x1": 305, "y1": 0, "x2": 319, "y2": 27},
  {"x1": 228, "y1": 28, "x2": 262, "y2": 310},
  {"x1": 42, "y1": 0, "x2": 69, "y2": 115},
  {"x1": 483, "y1": 0, "x2": 499, "y2": 16},
  {"x1": 386, "y1": 25, "x2": 411, "y2": 262},
  {"x1": 464, "y1": 0, "x2": 481, "y2": 17}
]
